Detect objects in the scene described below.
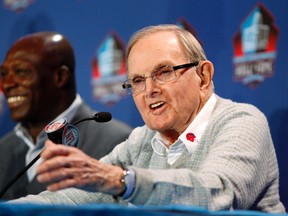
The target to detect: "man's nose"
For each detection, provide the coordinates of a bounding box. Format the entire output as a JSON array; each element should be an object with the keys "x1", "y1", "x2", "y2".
[{"x1": 144, "y1": 76, "x2": 159, "y2": 95}]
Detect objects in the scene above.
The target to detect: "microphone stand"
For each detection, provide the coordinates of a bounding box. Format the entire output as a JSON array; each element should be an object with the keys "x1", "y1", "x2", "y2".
[{"x1": 0, "y1": 151, "x2": 42, "y2": 198}]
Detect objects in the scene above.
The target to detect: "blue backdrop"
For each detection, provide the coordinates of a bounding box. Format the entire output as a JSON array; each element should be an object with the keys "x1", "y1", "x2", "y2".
[{"x1": 0, "y1": 0, "x2": 287, "y2": 209}]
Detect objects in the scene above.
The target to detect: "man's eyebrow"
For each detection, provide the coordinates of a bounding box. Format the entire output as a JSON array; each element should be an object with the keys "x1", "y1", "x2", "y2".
[
  {"x1": 128, "y1": 62, "x2": 172, "y2": 78},
  {"x1": 128, "y1": 73, "x2": 144, "y2": 79},
  {"x1": 153, "y1": 62, "x2": 171, "y2": 69}
]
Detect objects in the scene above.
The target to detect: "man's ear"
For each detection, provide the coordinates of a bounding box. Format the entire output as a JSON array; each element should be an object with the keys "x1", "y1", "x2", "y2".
[
  {"x1": 196, "y1": 60, "x2": 214, "y2": 90},
  {"x1": 54, "y1": 65, "x2": 70, "y2": 87}
]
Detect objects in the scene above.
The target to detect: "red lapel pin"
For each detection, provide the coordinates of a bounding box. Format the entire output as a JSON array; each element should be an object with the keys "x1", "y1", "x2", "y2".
[{"x1": 186, "y1": 133, "x2": 196, "y2": 142}]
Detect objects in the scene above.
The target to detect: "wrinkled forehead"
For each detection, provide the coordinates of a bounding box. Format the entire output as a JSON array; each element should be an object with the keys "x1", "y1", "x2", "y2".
[
  {"x1": 127, "y1": 31, "x2": 185, "y2": 75},
  {"x1": 4, "y1": 37, "x2": 52, "y2": 66},
  {"x1": 3, "y1": 47, "x2": 42, "y2": 67}
]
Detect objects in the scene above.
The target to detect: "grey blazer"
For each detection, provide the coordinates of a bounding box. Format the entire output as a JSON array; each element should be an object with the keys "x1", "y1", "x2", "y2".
[{"x1": 0, "y1": 102, "x2": 132, "y2": 200}]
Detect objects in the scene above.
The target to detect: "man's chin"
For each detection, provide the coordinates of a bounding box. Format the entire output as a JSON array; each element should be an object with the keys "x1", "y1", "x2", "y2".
[{"x1": 11, "y1": 112, "x2": 29, "y2": 122}]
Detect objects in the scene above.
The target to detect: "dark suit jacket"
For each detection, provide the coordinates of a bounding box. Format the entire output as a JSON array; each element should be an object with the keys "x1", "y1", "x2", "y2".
[{"x1": 0, "y1": 102, "x2": 132, "y2": 200}]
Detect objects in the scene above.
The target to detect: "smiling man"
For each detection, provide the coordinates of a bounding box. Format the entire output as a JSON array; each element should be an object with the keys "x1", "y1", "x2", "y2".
[
  {"x1": 0, "y1": 32, "x2": 132, "y2": 200},
  {"x1": 9, "y1": 25, "x2": 285, "y2": 213}
]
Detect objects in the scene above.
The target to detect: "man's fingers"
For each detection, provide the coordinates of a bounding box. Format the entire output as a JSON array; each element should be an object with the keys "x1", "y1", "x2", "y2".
[{"x1": 41, "y1": 141, "x2": 71, "y2": 159}]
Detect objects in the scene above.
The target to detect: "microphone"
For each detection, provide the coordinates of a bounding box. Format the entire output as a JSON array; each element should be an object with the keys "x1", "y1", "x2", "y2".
[
  {"x1": 0, "y1": 112, "x2": 112, "y2": 199},
  {"x1": 73, "y1": 112, "x2": 112, "y2": 125},
  {"x1": 45, "y1": 112, "x2": 112, "y2": 147}
]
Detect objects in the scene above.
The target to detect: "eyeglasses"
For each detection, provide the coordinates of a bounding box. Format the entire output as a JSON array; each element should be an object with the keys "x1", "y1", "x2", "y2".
[{"x1": 122, "y1": 62, "x2": 199, "y2": 95}]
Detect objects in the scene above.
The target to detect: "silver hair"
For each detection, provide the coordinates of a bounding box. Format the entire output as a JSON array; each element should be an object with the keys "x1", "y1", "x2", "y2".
[{"x1": 126, "y1": 24, "x2": 207, "y2": 64}]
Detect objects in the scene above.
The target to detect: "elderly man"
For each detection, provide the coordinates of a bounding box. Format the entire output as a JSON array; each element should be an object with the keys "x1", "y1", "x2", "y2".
[
  {"x1": 0, "y1": 32, "x2": 132, "y2": 200},
  {"x1": 9, "y1": 25, "x2": 285, "y2": 213}
]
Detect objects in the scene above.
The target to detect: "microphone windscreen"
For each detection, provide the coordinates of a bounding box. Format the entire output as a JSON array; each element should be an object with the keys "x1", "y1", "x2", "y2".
[{"x1": 94, "y1": 112, "x2": 112, "y2": 122}]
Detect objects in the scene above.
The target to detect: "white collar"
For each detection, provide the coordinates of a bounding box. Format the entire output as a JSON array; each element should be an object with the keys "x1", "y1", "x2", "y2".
[
  {"x1": 179, "y1": 93, "x2": 217, "y2": 153},
  {"x1": 151, "y1": 93, "x2": 217, "y2": 155}
]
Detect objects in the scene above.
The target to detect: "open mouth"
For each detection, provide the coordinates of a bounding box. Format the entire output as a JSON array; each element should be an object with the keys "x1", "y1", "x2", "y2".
[
  {"x1": 150, "y1": 101, "x2": 164, "y2": 109},
  {"x1": 7, "y1": 95, "x2": 27, "y2": 107}
]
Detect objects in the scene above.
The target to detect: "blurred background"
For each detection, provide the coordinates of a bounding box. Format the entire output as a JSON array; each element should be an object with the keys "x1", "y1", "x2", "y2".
[{"x1": 0, "y1": 0, "x2": 287, "y2": 209}]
